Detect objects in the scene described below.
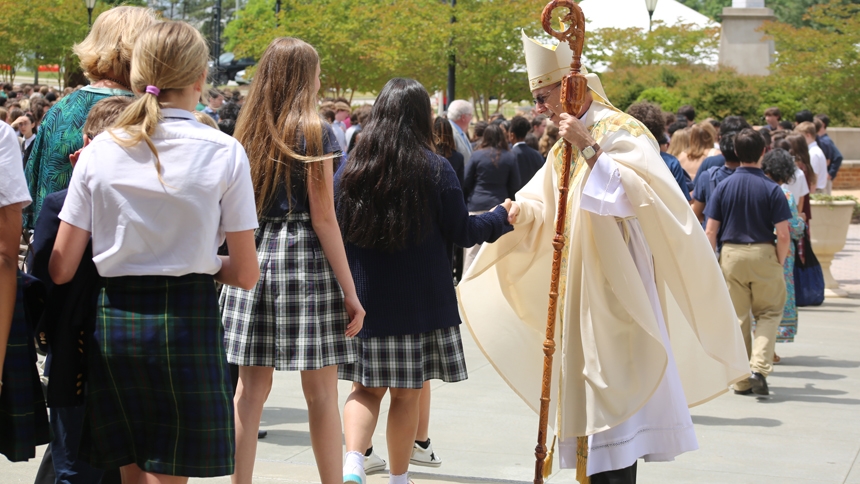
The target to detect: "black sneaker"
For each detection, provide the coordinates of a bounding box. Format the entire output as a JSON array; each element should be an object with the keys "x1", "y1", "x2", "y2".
[
  {"x1": 734, "y1": 388, "x2": 753, "y2": 395},
  {"x1": 749, "y1": 372, "x2": 769, "y2": 395}
]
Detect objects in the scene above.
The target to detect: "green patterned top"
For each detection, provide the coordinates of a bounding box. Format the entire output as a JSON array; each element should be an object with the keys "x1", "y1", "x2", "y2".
[{"x1": 24, "y1": 86, "x2": 133, "y2": 230}]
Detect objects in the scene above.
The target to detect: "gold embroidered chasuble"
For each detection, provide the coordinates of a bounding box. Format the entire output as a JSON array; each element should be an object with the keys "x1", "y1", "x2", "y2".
[{"x1": 457, "y1": 101, "x2": 750, "y2": 441}]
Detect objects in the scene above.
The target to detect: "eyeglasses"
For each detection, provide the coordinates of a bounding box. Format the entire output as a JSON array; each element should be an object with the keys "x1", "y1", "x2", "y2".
[{"x1": 533, "y1": 84, "x2": 560, "y2": 107}]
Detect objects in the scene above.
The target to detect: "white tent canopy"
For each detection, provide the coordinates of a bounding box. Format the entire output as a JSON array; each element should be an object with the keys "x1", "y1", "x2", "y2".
[{"x1": 578, "y1": 0, "x2": 717, "y2": 31}]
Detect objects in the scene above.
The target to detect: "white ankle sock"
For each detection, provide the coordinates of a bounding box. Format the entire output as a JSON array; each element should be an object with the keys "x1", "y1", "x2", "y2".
[
  {"x1": 389, "y1": 472, "x2": 409, "y2": 484},
  {"x1": 345, "y1": 450, "x2": 364, "y2": 470}
]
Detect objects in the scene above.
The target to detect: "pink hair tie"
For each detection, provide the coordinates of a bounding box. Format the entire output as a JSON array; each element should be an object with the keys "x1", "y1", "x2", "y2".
[{"x1": 145, "y1": 85, "x2": 160, "y2": 96}]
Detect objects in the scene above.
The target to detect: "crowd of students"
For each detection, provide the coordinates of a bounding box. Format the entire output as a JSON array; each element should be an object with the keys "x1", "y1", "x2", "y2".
[
  {"x1": 1, "y1": 7, "x2": 513, "y2": 484},
  {"x1": 0, "y1": 5, "x2": 849, "y2": 484}
]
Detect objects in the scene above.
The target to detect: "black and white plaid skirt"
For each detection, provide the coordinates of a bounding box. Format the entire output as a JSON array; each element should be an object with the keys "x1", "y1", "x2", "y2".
[
  {"x1": 220, "y1": 213, "x2": 357, "y2": 371},
  {"x1": 339, "y1": 325, "x2": 468, "y2": 389}
]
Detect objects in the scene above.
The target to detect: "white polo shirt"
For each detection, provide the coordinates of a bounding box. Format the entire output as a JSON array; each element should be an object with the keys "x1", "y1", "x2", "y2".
[
  {"x1": 60, "y1": 108, "x2": 258, "y2": 278},
  {"x1": 0, "y1": 121, "x2": 31, "y2": 209},
  {"x1": 808, "y1": 141, "x2": 828, "y2": 190}
]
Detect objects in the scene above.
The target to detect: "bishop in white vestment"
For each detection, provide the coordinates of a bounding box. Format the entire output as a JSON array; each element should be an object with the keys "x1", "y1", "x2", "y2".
[{"x1": 457, "y1": 31, "x2": 750, "y2": 480}]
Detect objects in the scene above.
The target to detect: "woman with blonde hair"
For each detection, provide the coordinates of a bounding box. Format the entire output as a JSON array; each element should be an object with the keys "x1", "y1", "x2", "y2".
[
  {"x1": 219, "y1": 37, "x2": 365, "y2": 484},
  {"x1": 678, "y1": 123, "x2": 714, "y2": 179},
  {"x1": 24, "y1": 6, "x2": 159, "y2": 230},
  {"x1": 700, "y1": 120, "x2": 721, "y2": 156},
  {"x1": 50, "y1": 21, "x2": 260, "y2": 483},
  {"x1": 667, "y1": 126, "x2": 690, "y2": 159}
]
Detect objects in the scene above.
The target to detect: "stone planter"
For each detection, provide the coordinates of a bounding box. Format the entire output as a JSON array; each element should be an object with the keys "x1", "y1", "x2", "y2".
[{"x1": 809, "y1": 200, "x2": 857, "y2": 297}]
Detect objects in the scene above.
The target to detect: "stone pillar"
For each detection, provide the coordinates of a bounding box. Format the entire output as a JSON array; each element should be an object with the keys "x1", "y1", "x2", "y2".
[{"x1": 719, "y1": 1, "x2": 775, "y2": 76}]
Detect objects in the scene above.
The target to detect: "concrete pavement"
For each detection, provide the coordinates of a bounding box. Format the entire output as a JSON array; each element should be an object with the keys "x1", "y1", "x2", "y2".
[{"x1": 3, "y1": 225, "x2": 860, "y2": 484}]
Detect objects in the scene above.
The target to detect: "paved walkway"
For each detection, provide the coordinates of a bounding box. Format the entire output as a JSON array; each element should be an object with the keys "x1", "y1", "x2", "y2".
[{"x1": 4, "y1": 226, "x2": 860, "y2": 484}]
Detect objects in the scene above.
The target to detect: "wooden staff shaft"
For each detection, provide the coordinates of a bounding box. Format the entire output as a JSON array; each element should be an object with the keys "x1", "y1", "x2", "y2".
[
  {"x1": 533, "y1": 2, "x2": 587, "y2": 483},
  {"x1": 533, "y1": 141, "x2": 573, "y2": 484}
]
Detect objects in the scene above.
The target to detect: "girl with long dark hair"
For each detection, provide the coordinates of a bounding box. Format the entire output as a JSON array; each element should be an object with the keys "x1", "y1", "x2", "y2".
[
  {"x1": 462, "y1": 124, "x2": 520, "y2": 270},
  {"x1": 336, "y1": 78, "x2": 513, "y2": 484},
  {"x1": 219, "y1": 38, "x2": 365, "y2": 484},
  {"x1": 463, "y1": 124, "x2": 520, "y2": 212}
]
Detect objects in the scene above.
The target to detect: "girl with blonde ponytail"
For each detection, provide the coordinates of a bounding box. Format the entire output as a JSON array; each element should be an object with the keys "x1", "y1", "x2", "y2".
[
  {"x1": 49, "y1": 21, "x2": 260, "y2": 483},
  {"x1": 219, "y1": 37, "x2": 365, "y2": 484}
]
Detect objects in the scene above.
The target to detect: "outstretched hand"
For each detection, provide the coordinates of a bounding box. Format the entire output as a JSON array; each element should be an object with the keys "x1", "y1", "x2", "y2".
[{"x1": 500, "y1": 198, "x2": 520, "y2": 224}]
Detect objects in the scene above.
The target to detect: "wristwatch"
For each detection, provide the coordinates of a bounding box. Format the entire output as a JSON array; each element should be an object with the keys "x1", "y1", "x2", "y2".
[{"x1": 581, "y1": 143, "x2": 600, "y2": 161}]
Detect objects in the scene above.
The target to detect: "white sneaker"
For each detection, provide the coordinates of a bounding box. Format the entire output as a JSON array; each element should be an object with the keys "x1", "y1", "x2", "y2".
[
  {"x1": 410, "y1": 439, "x2": 442, "y2": 467},
  {"x1": 343, "y1": 461, "x2": 366, "y2": 484},
  {"x1": 364, "y1": 449, "x2": 387, "y2": 474}
]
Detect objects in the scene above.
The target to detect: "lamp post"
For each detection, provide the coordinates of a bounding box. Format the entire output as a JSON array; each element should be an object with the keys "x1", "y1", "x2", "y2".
[
  {"x1": 645, "y1": 0, "x2": 658, "y2": 32},
  {"x1": 85, "y1": 0, "x2": 96, "y2": 27},
  {"x1": 446, "y1": 0, "x2": 456, "y2": 110},
  {"x1": 213, "y1": 0, "x2": 222, "y2": 84}
]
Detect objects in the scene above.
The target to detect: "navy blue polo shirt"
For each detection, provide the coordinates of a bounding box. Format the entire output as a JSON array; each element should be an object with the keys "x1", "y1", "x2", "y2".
[
  {"x1": 660, "y1": 152, "x2": 691, "y2": 201},
  {"x1": 695, "y1": 153, "x2": 725, "y2": 179},
  {"x1": 704, "y1": 166, "x2": 792, "y2": 245},
  {"x1": 692, "y1": 165, "x2": 735, "y2": 227}
]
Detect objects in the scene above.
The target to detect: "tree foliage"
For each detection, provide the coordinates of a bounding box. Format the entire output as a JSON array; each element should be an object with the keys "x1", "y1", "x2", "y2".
[
  {"x1": 763, "y1": 0, "x2": 860, "y2": 124},
  {"x1": 585, "y1": 21, "x2": 719, "y2": 69},
  {"x1": 454, "y1": 0, "x2": 545, "y2": 120},
  {"x1": 224, "y1": 0, "x2": 449, "y2": 100},
  {"x1": 0, "y1": 0, "x2": 110, "y2": 85},
  {"x1": 676, "y1": 0, "x2": 860, "y2": 27},
  {"x1": 225, "y1": 0, "x2": 543, "y2": 117}
]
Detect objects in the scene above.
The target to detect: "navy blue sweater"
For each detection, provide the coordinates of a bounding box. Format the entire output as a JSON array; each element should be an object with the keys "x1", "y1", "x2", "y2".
[{"x1": 335, "y1": 153, "x2": 513, "y2": 338}]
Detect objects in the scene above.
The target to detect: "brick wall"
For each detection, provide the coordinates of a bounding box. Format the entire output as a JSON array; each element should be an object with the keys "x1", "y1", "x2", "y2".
[{"x1": 834, "y1": 160, "x2": 860, "y2": 190}]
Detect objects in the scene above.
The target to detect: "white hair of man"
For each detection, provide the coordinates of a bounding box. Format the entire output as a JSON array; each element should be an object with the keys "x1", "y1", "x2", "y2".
[{"x1": 448, "y1": 99, "x2": 473, "y2": 123}]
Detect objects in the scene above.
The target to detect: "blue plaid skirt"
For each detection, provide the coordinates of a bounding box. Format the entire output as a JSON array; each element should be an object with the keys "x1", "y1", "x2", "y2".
[
  {"x1": 79, "y1": 274, "x2": 234, "y2": 477},
  {"x1": 220, "y1": 213, "x2": 357, "y2": 370},
  {"x1": 0, "y1": 271, "x2": 50, "y2": 462}
]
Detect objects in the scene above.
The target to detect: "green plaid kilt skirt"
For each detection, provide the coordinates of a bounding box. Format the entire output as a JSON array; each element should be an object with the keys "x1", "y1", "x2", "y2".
[
  {"x1": 79, "y1": 274, "x2": 234, "y2": 477},
  {"x1": 0, "y1": 271, "x2": 50, "y2": 462}
]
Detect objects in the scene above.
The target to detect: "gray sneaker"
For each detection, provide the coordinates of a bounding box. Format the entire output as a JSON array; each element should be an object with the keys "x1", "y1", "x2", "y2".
[
  {"x1": 410, "y1": 440, "x2": 442, "y2": 467},
  {"x1": 364, "y1": 449, "x2": 387, "y2": 474}
]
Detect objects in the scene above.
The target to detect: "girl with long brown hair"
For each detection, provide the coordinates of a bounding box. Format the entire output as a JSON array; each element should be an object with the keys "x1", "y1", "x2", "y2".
[
  {"x1": 786, "y1": 133, "x2": 815, "y2": 220},
  {"x1": 218, "y1": 37, "x2": 365, "y2": 484}
]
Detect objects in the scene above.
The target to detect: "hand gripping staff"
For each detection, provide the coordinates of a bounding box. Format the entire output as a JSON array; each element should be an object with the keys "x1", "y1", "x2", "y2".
[{"x1": 533, "y1": 2, "x2": 588, "y2": 484}]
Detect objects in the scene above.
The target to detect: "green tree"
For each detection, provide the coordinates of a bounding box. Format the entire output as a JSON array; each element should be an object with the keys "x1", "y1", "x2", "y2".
[
  {"x1": 763, "y1": 0, "x2": 860, "y2": 124},
  {"x1": 585, "y1": 21, "x2": 718, "y2": 69},
  {"x1": 454, "y1": 0, "x2": 545, "y2": 119},
  {"x1": 225, "y1": 0, "x2": 542, "y2": 115},
  {"x1": 0, "y1": 0, "x2": 109, "y2": 86},
  {"x1": 676, "y1": 0, "x2": 860, "y2": 27},
  {"x1": 224, "y1": 0, "x2": 448, "y2": 100}
]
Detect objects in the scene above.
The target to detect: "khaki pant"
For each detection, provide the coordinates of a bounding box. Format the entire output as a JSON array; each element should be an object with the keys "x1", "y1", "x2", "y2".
[{"x1": 720, "y1": 243, "x2": 786, "y2": 389}]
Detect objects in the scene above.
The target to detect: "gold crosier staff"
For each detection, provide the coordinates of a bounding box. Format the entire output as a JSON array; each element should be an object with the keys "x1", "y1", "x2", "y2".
[{"x1": 533, "y1": 1, "x2": 588, "y2": 484}]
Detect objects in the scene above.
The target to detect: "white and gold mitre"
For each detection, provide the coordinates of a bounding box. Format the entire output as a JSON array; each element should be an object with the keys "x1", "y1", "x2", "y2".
[
  {"x1": 521, "y1": 30, "x2": 610, "y2": 104},
  {"x1": 522, "y1": 29, "x2": 574, "y2": 91}
]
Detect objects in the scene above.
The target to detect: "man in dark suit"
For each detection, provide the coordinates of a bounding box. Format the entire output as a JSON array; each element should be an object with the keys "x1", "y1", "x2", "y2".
[{"x1": 509, "y1": 116, "x2": 545, "y2": 191}]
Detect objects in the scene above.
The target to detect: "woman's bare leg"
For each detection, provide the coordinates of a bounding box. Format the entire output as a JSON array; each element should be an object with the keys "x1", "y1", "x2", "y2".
[
  {"x1": 343, "y1": 383, "x2": 386, "y2": 455},
  {"x1": 415, "y1": 382, "x2": 431, "y2": 442},
  {"x1": 300, "y1": 365, "x2": 346, "y2": 484},
  {"x1": 231, "y1": 366, "x2": 274, "y2": 484},
  {"x1": 386, "y1": 388, "x2": 422, "y2": 476}
]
